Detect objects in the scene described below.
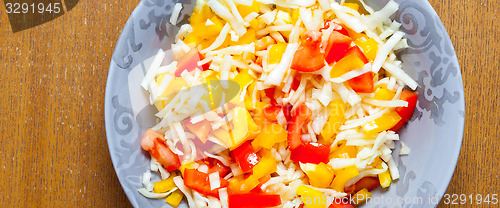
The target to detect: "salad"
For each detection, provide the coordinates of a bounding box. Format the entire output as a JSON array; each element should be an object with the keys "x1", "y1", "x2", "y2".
[{"x1": 137, "y1": 0, "x2": 418, "y2": 207}]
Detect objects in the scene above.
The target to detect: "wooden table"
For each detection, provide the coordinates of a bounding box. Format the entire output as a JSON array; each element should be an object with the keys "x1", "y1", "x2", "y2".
[{"x1": 0, "y1": 0, "x2": 498, "y2": 207}]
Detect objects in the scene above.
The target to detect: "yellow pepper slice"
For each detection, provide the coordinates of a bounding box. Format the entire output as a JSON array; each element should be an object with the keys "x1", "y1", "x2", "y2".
[
  {"x1": 320, "y1": 100, "x2": 348, "y2": 143},
  {"x1": 362, "y1": 111, "x2": 402, "y2": 135},
  {"x1": 268, "y1": 43, "x2": 288, "y2": 64},
  {"x1": 373, "y1": 88, "x2": 396, "y2": 101},
  {"x1": 354, "y1": 36, "x2": 379, "y2": 61},
  {"x1": 352, "y1": 188, "x2": 372, "y2": 205},
  {"x1": 331, "y1": 165, "x2": 360, "y2": 192},
  {"x1": 237, "y1": 0, "x2": 261, "y2": 18},
  {"x1": 251, "y1": 150, "x2": 277, "y2": 178},
  {"x1": 232, "y1": 69, "x2": 253, "y2": 91},
  {"x1": 330, "y1": 143, "x2": 358, "y2": 159},
  {"x1": 378, "y1": 170, "x2": 392, "y2": 188},
  {"x1": 153, "y1": 174, "x2": 177, "y2": 193},
  {"x1": 179, "y1": 162, "x2": 199, "y2": 176},
  {"x1": 300, "y1": 163, "x2": 335, "y2": 188},
  {"x1": 330, "y1": 54, "x2": 365, "y2": 78},
  {"x1": 230, "y1": 107, "x2": 259, "y2": 149},
  {"x1": 296, "y1": 185, "x2": 328, "y2": 208},
  {"x1": 166, "y1": 189, "x2": 184, "y2": 207},
  {"x1": 251, "y1": 123, "x2": 287, "y2": 149},
  {"x1": 228, "y1": 175, "x2": 260, "y2": 194}
]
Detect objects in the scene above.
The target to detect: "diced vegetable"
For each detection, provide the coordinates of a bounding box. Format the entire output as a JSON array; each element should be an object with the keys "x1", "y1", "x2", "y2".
[
  {"x1": 252, "y1": 123, "x2": 287, "y2": 149},
  {"x1": 174, "y1": 48, "x2": 209, "y2": 77},
  {"x1": 290, "y1": 142, "x2": 330, "y2": 164},
  {"x1": 287, "y1": 103, "x2": 313, "y2": 149},
  {"x1": 378, "y1": 169, "x2": 392, "y2": 188},
  {"x1": 331, "y1": 165, "x2": 360, "y2": 192},
  {"x1": 204, "y1": 158, "x2": 231, "y2": 178},
  {"x1": 325, "y1": 31, "x2": 352, "y2": 64},
  {"x1": 232, "y1": 141, "x2": 260, "y2": 173},
  {"x1": 269, "y1": 43, "x2": 288, "y2": 64},
  {"x1": 228, "y1": 175, "x2": 260, "y2": 194},
  {"x1": 166, "y1": 189, "x2": 184, "y2": 207},
  {"x1": 251, "y1": 150, "x2": 277, "y2": 178},
  {"x1": 354, "y1": 36, "x2": 379, "y2": 61},
  {"x1": 230, "y1": 107, "x2": 260, "y2": 149},
  {"x1": 352, "y1": 188, "x2": 372, "y2": 205},
  {"x1": 183, "y1": 168, "x2": 229, "y2": 197},
  {"x1": 228, "y1": 193, "x2": 282, "y2": 208},
  {"x1": 373, "y1": 88, "x2": 396, "y2": 101},
  {"x1": 300, "y1": 163, "x2": 335, "y2": 188},
  {"x1": 141, "y1": 129, "x2": 181, "y2": 172},
  {"x1": 296, "y1": 185, "x2": 327, "y2": 208},
  {"x1": 291, "y1": 31, "x2": 326, "y2": 72},
  {"x1": 390, "y1": 90, "x2": 418, "y2": 132},
  {"x1": 153, "y1": 174, "x2": 177, "y2": 193},
  {"x1": 345, "y1": 46, "x2": 369, "y2": 64},
  {"x1": 321, "y1": 100, "x2": 348, "y2": 143},
  {"x1": 330, "y1": 143, "x2": 357, "y2": 159},
  {"x1": 262, "y1": 106, "x2": 281, "y2": 122},
  {"x1": 330, "y1": 54, "x2": 365, "y2": 78},
  {"x1": 348, "y1": 71, "x2": 374, "y2": 93},
  {"x1": 183, "y1": 119, "x2": 211, "y2": 143},
  {"x1": 362, "y1": 111, "x2": 402, "y2": 135}
]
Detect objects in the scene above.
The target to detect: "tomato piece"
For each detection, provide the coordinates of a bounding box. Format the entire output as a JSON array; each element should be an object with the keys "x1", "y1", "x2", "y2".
[
  {"x1": 183, "y1": 168, "x2": 229, "y2": 197},
  {"x1": 228, "y1": 194, "x2": 282, "y2": 208},
  {"x1": 291, "y1": 31, "x2": 326, "y2": 72},
  {"x1": 325, "y1": 31, "x2": 352, "y2": 64},
  {"x1": 344, "y1": 177, "x2": 380, "y2": 194},
  {"x1": 287, "y1": 103, "x2": 313, "y2": 150},
  {"x1": 232, "y1": 141, "x2": 260, "y2": 173},
  {"x1": 263, "y1": 106, "x2": 281, "y2": 122},
  {"x1": 346, "y1": 46, "x2": 369, "y2": 64},
  {"x1": 141, "y1": 129, "x2": 181, "y2": 171},
  {"x1": 290, "y1": 142, "x2": 330, "y2": 164},
  {"x1": 390, "y1": 90, "x2": 418, "y2": 132},
  {"x1": 174, "y1": 48, "x2": 209, "y2": 77},
  {"x1": 348, "y1": 71, "x2": 374, "y2": 93}
]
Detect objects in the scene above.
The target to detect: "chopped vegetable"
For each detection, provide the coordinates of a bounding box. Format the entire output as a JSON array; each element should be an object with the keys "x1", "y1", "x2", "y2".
[
  {"x1": 183, "y1": 168, "x2": 229, "y2": 197},
  {"x1": 331, "y1": 165, "x2": 360, "y2": 192},
  {"x1": 300, "y1": 162, "x2": 335, "y2": 188},
  {"x1": 325, "y1": 31, "x2": 352, "y2": 64},
  {"x1": 290, "y1": 142, "x2": 330, "y2": 164},
  {"x1": 291, "y1": 31, "x2": 326, "y2": 72},
  {"x1": 232, "y1": 141, "x2": 260, "y2": 173},
  {"x1": 287, "y1": 103, "x2": 312, "y2": 150},
  {"x1": 141, "y1": 129, "x2": 181, "y2": 172},
  {"x1": 390, "y1": 90, "x2": 418, "y2": 132},
  {"x1": 362, "y1": 111, "x2": 402, "y2": 135},
  {"x1": 228, "y1": 193, "x2": 282, "y2": 208}
]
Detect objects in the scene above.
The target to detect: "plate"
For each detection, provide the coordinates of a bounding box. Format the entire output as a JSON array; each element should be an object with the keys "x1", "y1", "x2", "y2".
[{"x1": 104, "y1": 0, "x2": 465, "y2": 207}]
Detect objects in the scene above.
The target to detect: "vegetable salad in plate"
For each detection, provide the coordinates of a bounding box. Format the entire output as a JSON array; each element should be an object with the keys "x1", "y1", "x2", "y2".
[{"x1": 137, "y1": 0, "x2": 418, "y2": 207}]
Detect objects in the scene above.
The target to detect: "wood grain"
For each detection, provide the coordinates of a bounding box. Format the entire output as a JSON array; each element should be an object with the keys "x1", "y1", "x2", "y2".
[{"x1": 0, "y1": 0, "x2": 498, "y2": 207}]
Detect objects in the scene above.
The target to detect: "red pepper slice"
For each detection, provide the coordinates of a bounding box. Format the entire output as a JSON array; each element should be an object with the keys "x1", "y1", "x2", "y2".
[
  {"x1": 287, "y1": 103, "x2": 312, "y2": 150},
  {"x1": 291, "y1": 77, "x2": 300, "y2": 91},
  {"x1": 228, "y1": 194, "x2": 282, "y2": 208},
  {"x1": 183, "y1": 168, "x2": 229, "y2": 197},
  {"x1": 390, "y1": 90, "x2": 418, "y2": 132},
  {"x1": 346, "y1": 46, "x2": 369, "y2": 64},
  {"x1": 325, "y1": 31, "x2": 353, "y2": 64},
  {"x1": 290, "y1": 142, "x2": 330, "y2": 164},
  {"x1": 140, "y1": 129, "x2": 181, "y2": 171},
  {"x1": 283, "y1": 103, "x2": 293, "y2": 122},
  {"x1": 232, "y1": 141, "x2": 260, "y2": 173},
  {"x1": 174, "y1": 48, "x2": 209, "y2": 77},
  {"x1": 348, "y1": 71, "x2": 374, "y2": 93},
  {"x1": 344, "y1": 177, "x2": 380, "y2": 194},
  {"x1": 291, "y1": 31, "x2": 326, "y2": 72}
]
